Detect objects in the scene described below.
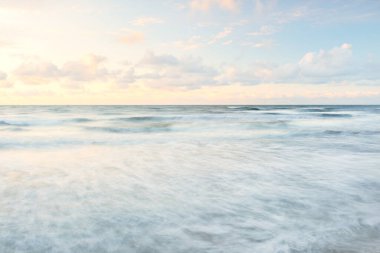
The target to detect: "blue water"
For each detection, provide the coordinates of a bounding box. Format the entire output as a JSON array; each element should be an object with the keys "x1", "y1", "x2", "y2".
[{"x1": 0, "y1": 105, "x2": 379, "y2": 253}]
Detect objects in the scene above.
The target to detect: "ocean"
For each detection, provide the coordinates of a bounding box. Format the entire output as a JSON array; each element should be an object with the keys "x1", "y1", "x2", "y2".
[{"x1": 0, "y1": 105, "x2": 379, "y2": 253}]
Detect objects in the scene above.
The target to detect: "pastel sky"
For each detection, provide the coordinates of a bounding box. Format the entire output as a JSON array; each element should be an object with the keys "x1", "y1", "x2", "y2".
[{"x1": 0, "y1": 0, "x2": 380, "y2": 104}]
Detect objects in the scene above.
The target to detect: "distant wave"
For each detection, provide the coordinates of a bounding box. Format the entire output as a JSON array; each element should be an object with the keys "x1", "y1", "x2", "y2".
[
  {"x1": 263, "y1": 112, "x2": 283, "y2": 115},
  {"x1": 0, "y1": 120, "x2": 10, "y2": 126},
  {"x1": 300, "y1": 107, "x2": 335, "y2": 112},
  {"x1": 85, "y1": 123, "x2": 173, "y2": 133},
  {"x1": 271, "y1": 106, "x2": 291, "y2": 110},
  {"x1": 319, "y1": 113, "x2": 352, "y2": 118},
  {"x1": 0, "y1": 127, "x2": 26, "y2": 132},
  {"x1": 323, "y1": 130, "x2": 344, "y2": 135},
  {"x1": 0, "y1": 120, "x2": 29, "y2": 126},
  {"x1": 113, "y1": 116, "x2": 178, "y2": 122},
  {"x1": 323, "y1": 130, "x2": 380, "y2": 136},
  {"x1": 228, "y1": 106, "x2": 260, "y2": 111},
  {"x1": 69, "y1": 118, "x2": 95, "y2": 123},
  {"x1": 300, "y1": 108, "x2": 327, "y2": 112}
]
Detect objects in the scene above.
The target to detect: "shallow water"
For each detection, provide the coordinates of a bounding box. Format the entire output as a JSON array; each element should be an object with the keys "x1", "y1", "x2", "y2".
[{"x1": 0, "y1": 105, "x2": 379, "y2": 253}]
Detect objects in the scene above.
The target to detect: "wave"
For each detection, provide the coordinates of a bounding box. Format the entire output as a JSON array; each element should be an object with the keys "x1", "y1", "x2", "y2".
[
  {"x1": 0, "y1": 127, "x2": 26, "y2": 132},
  {"x1": 299, "y1": 107, "x2": 336, "y2": 112},
  {"x1": 0, "y1": 120, "x2": 10, "y2": 126},
  {"x1": 84, "y1": 123, "x2": 173, "y2": 133},
  {"x1": 113, "y1": 116, "x2": 178, "y2": 122},
  {"x1": 319, "y1": 113, "x2": 352, "y2": 118},
  {"x1": 300, "y1": 108, "x2": 327, "y2": 112},
  {"x1": 323, "y1": 130, "x2": 380, "y2": 136},
  {"x1": 263, "y1": 112, "x2": 283, "y2": 115},
  {"x1": 69, "y1": 118, "x2": 94, "y2": 123},
  {"x1": 324, "y1": 130, "x2": 343, "y2": 135},
  {"x1": 229, "y1": 106, "x2": 260, "y2": 111},
  {"x1": 0, "y1": 120, "x2": 29, "y2": 127}
]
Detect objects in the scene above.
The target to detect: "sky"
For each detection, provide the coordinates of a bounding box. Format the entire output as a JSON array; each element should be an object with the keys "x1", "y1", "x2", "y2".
[{"x1": 0, "y1": 0, "x2": 380, "y2": 105}]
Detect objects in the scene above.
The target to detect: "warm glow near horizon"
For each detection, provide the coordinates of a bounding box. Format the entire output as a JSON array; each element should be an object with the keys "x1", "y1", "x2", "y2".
[{"x1": 1, "y1": 0, "x2": 380, "y2": 104}]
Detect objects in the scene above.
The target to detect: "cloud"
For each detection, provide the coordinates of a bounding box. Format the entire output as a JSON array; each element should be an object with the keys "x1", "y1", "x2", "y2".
[
  {"x1": 0, "y1": 71, "x2": 7, "y2": 80},
  {"x1": 120, "y1": 30, "x2": 145, "y2": 44},
  {"x1": 12, "y1": 54, "x2": 111, "y2": 86},
  {"x1": 0, "y1": 0, "x2": 44, "y2": 10},
  {"x1": 297, "y1": 43, "x2": 353, "y2": 80},
  {"x1": 0, "y1": 71, "x2": 12, "y2": 88},
  {"x1": 273, "y1": 6, "x2": 308, "y2": 24},
  {"x1": 61, "y1": 54, "x2": 108, "y2": 82},
  {"x1": 254, "y1": 0, "x2": 277, "y2": 16},
  {"x1": 174, "y1": 27, "x2": 233, "y2": 50},
  {"x1": 174, "y1": 36, "x2": 203, "y2": 50},
  {"x1": 136, "y1": 52, "x2": 218, "y2": 89},
  {"x1": 248, "y1": 25, "x2": 277, "y2": 36},
  {"x1": 115, "y1": 68, "x2": 135, "y2": 88},
  {"x1": 141, "y1": 52, "x2": 179, "y2": 66},
  {"x1": 241, "y1": 40, "x2": 273, "y2": 48},
  {"x1": 189, "y1": 0, "x2": 238, "y2": 12},
  {"x1": 209, "y1": 27, "x2": 232, "y2": 44},
  {"x1": 130, "y1": 17, "x2": 163, "y2": 26},
  {"x1": 218, "y1": 43, "x2": 359, "y2": 85},
  {"x1": 13, "y1": 59, "x2": 60, "y2": 85},
  {"x1": 6, "y1": 44, "x2": 379, "y2": 93}
]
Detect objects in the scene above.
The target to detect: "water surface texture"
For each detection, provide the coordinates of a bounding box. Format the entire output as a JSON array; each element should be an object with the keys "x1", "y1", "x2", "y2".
[{"x1": 0, "y1": 105, "x2": 379, "y2": 253}]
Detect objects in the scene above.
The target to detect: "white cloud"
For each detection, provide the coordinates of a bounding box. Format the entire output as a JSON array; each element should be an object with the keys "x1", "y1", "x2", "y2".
[
  {"x1": 5, "y1": 44, "x2": 379, "y2": 92},
  {"x1": 298, "y1": 43, "x2": 353, "y2": 79},
  {"x1": 209, "y1": 27, "x2": 232, "y2": 44},
  {"x1": 115, "y1": 68, "x2": 135, "y2": 88},
  {"x1": 13, "y1": 59, "x2": 60, "y2": 85},
  {"x1": 0, "y1": 0, "x2": 44, "y2": 10},
  {"x1": 130, "y1": 17, "x2": 163, "y2": 26},
  {"x1": 254, "y1": 0, "x2": 277, "y2": 16},
  {"x1": 248, "y1": 25, "x2": 277, "y2": 36},
  {"x1": 174, "y1": 27, "x2": 233, "y2": 50},
  {"x1": 242, "y1": 40, "x2": 273, "y2": 48},
  {"x1": 174, "y1": 36, "x2": 203, "y2": 50},
  {"x1": 120, "y1": 30, "x2": 145, "y2": 44},
  {"x1": 217, "y1": 43, "x2": 365, "y2": 85},
  {"x1": 136, "y1": 52, "x2": 218, "y2": 89},
  {"x1": 61, "y1": 54, "x2": 108, "y2": 82},
  {"x1": 8, "y1": 52, "x2": 218, "y2": 90},
  {"x1": 189, "y1": 0, "x2": 238, "y2": 12},
  {"x1": 12, "y1": 55, "x2": 111, "y2": 86},
  {"x1": 141, "y1": 52, "x2": 179, "y2": 66}
]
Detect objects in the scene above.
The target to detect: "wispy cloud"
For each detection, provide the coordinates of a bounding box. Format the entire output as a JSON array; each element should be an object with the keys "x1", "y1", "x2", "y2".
[
  {"x1": 120, "y1": 30, "x2": 145, "y2": 44},
  {"x1": 209, "y1": 27, "x2": 232, "y2": 44},
  {"x1": 248, "y1": 25, "x2": 277, "y2": 36},
  {"x1": 130, "y1": 17, "x2": 164, "y2": 26},
  {"x1": 174, "y1": 36, "x2": 203, "y2": 50},
  {"x1": 241, "y1": 40, "x2": 273, "y2": 48},
  {"x1": 0, "y1": 0, "x2": 45, "y2": 10},
  {"x1": 0, "y1": 71, "x2": 12, "y2": 88},
  {"x1": 189, "y1": 0, "x2": 238, "y2": 12}
]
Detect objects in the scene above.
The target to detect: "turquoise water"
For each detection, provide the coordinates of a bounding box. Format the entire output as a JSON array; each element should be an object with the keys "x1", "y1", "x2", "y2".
[{"x1": 0, "y1": 106, "x2": 379, "y2": 252}]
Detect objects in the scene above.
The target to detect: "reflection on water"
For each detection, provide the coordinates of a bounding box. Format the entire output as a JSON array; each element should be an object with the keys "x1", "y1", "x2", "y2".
[{"x1": 0, "y1": 105, "x2": 380, "y2": 253}]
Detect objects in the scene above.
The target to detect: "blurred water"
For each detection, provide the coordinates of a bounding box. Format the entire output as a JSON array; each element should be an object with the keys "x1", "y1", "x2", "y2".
[{"x1": 0, "y1": 105, "x2": 379, "y2": 253}]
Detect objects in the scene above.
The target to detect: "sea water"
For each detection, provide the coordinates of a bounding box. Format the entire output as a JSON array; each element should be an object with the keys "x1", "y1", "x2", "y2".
[{"x1": 0, "y1": 105, "x2": 379, "y2": 253}]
